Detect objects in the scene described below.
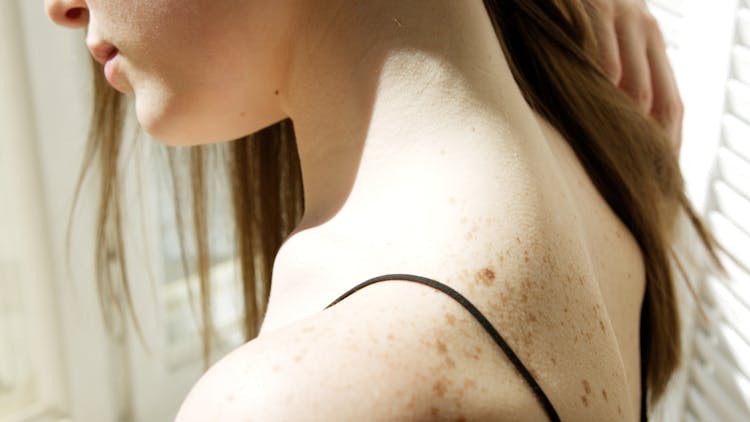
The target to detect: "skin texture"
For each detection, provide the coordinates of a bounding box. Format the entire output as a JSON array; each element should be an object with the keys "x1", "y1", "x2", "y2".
[
  {"x1": 44, "y1": 1, "x2": 673, "y2": 420},
  {"x1": 46, "y1": 0, "x2": 293, "y2": 146}
]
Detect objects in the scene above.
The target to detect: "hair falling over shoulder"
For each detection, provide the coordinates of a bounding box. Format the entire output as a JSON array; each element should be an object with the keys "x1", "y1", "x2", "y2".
[{"x1": 75, "y1": 0, "x2": 727, "y2": 411}]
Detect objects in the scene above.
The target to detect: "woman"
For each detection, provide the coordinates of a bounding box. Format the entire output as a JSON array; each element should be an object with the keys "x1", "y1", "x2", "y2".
[{"x1": 44, "y1": 0, "x2": 721, "y2": 420}]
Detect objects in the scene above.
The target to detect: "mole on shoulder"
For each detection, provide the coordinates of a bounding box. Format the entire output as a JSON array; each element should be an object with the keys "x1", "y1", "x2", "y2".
[
  {"x1": 582, "y1": 379, "x2": 591, "y2": 395},
  {"x1": 474, "y1": 267, "x2": 496, "y2": 286},
  {"x1": 436, "y1": 339, "x2": 448, "y2": 354},
  {"x1": 433, "y1": 378, "x2": 448, "y2": 397},
  {"x1": 463, "y1": 346, "x2": 481, "y2": 360},
  {"x1": 444, "y1": 356, "x2": 456, "y2": 369}
]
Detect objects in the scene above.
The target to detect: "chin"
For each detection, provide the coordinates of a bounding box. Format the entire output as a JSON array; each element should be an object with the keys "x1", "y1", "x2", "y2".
[
  {"x1": 133, "y1": 89, "x2": 289, "y2": 147},
  {"x1": 134, "y1": 94, "x2": 219, "y2": 146}
]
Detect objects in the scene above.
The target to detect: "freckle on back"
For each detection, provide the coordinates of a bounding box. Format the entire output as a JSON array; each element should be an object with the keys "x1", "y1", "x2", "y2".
[
  {"x1": 582, "y1": 379, "x2": 591, "y2": 394},
  {"x1": 474, "y1": 267, "x2": 496, "y2": 286}
]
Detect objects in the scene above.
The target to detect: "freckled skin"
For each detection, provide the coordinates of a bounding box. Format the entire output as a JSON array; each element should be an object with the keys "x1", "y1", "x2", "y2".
[
  {"x1": 433, "y1": 379, "x2": 448, "y2": 397},
  {"x1": 249, "y1": 225, "x2": 632, "y2": 420},
  {"x1": 463, "y1": 345, "x2": 482, "y2": 360},
  {"x1": 474, "y1": 267, "x2": 496, "y2": 286},
  {"x1": 602, "y1": 389, "x2": 608, "y2": 401},
  {"x1": 436, "y1": 339, "x2": 448, "y2": 354}
]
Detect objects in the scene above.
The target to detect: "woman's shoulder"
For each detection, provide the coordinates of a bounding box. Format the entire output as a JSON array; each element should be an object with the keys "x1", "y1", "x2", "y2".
[
  {"x1": 175, "y1": 279, "x2": 545, "y2": 421},
  {"x1": 175, "y1": 248, "x2": 634, "y2": 421}
]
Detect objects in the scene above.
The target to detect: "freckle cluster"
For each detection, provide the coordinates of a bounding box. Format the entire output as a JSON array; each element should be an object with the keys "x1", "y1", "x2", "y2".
[{"x1": 473, "y1": 267, "x2": 496, "y2": 286}]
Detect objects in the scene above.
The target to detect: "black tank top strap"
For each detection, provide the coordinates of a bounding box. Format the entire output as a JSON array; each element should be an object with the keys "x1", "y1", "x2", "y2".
[
  {"x1": 324, "y1": 273, "x2": 561, "y2": 422},
  {"x1": 640, "y1": 310, "x2": 650, "y2": 422}
]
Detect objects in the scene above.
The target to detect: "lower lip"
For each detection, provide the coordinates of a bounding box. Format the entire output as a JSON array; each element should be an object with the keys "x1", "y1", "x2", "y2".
[{"x1": 104, "y1": 53, "x2": 130, "y2": 93}]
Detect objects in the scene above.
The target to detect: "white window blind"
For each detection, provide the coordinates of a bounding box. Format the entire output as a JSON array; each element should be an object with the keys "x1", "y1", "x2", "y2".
[
  {"x1": 647, "y1": 0, "x2": 750, "y2": 420},
  {"x1": 686, "y1": 1, "x2": 750, "y2": 420}
]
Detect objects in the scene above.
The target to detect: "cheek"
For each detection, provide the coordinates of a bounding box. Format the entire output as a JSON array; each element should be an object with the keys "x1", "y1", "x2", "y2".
[{"x1": 128, "y1": 5, "x2": 288, "y2": 145}]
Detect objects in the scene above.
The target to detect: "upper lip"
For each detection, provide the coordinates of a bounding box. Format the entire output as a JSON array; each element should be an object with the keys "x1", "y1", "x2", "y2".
[{"x1": 87, "y1": 40, "x2": 118, "y2": 65}]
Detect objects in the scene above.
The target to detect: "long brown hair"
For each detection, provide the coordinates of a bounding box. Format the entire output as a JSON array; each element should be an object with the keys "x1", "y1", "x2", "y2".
[{"x1": 73, "y1": 0, "x2": 726, "y2": 412}]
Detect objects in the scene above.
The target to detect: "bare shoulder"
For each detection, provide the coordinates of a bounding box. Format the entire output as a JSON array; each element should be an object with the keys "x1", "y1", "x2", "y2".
[
  {"x1": 174, "y1": 281, "x2": 549, "y2": 421},
  {"x1": 176, "y1": 240, "x2": 634, "y2": 421}
]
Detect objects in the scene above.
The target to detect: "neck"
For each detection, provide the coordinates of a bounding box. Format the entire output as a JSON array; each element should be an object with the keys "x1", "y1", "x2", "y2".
[{"x1": 279, "y1": 0, "x2": 542, "y2": 241}]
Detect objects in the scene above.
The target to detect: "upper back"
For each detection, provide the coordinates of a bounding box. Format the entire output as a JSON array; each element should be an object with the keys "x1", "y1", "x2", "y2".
[
  {"x1": 530, "y1": 111, "x2": 647, "y2": 420},
  {"x1": 256, "y1": 109, "x2": 647, "y2": 421}
]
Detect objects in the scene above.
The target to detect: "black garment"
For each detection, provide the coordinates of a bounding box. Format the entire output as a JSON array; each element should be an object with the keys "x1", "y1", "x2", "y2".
[{"x1": 324, "y1": 273, "x2": 649, "y2": 422}]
